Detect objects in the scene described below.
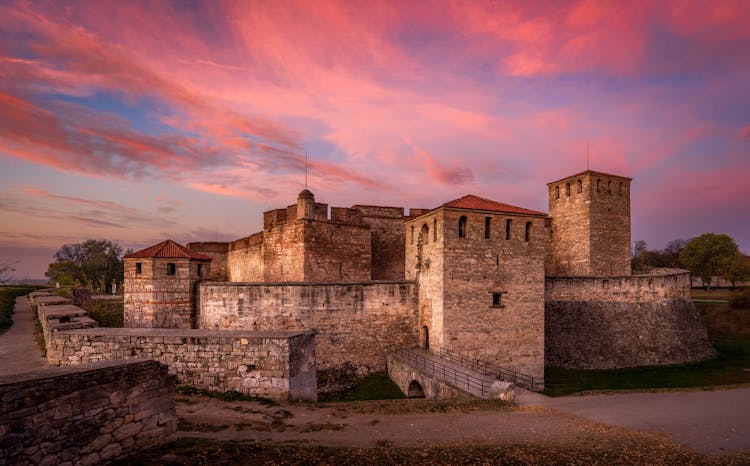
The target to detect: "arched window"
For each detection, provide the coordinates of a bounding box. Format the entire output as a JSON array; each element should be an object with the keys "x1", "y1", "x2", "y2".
[
  {"x1": 433, "y1": 218, "x2": 437, "y2": 241},
  {"x1": 458, "y1": 216, "x2": 467, "y2": 238},
  {"x1": 607, "y1": 180, "x2": 612, "y2": 193},
  {"x1": 565, "y1": 183, "x2": 571, "y2": 196},
  {"x1": 618, "y1": 182, "x2": 623, "y2": 195},
  {"x1": 596, "y1": 179, "x2": 601, "y2": 192},
  {"x1": 555, "y1": 186, "x2": 560, "y2": 199},
  {"x1": 505, "y1": 219, "x2": 512, "y2": 240},
  {"x1": 421, "y1": 223, "x2": 429, "y2": 244},
  {"x1": 525, "y1": 222, "x2": 532, "y2": 242},
  {"x1": 577, "y1": 179, "x2": 582, "y2": 193}
]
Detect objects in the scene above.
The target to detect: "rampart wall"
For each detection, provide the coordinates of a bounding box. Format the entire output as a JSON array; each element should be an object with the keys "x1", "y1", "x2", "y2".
[
  {"x1": 545, "y1": 269, "x2": 715, "y2": 369},
  {"x1": 198, "y1": 281, "x2": 418, "y2": 385},
  {"x1": 0, "y1": 360, "x2": 176, "y2": 465}
]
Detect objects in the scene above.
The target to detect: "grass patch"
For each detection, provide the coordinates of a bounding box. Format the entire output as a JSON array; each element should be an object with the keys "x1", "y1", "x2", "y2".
[
  {"x1": 175, "y1": 385, "x2": 278, "y2": 406},
  {"x1": 545, "y1": 300, "x2": 750, "y2": 396},
  {"x1": 0, "y1": 285, "x2": 44, "y2": 334},
  {"x1": 85, "y1": 299, "x2": 124, "y2": 327},
  {"x1": 318, "y1": 372, "x2": 405, "y2": 402}
]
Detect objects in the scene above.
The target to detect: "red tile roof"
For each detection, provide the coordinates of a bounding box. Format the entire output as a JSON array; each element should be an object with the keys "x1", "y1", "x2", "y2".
[
  {"x1": 124, "y1": 240, "x2": 211, "y2": 260},
  {"x1": 441, "y1": 194, "x2": 546, "y2": 216}
]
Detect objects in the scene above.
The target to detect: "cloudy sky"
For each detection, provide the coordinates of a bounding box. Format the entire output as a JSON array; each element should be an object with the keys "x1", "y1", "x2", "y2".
[{"x1": 1, "y1": 0, "x2": 749, "y2": 279}]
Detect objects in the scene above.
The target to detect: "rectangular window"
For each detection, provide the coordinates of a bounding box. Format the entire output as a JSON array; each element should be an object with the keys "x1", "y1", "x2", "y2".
[
  {"x1": 135, "y1": 262, "x2": 142, "y2": 274},
  {"x1": 197, "y1": 263, "x2": 203, "y2": 277},
  {"x1": 525, "y1": 222, "x2": 532, "y2": 242},
  {"x1": 505, "y1": 219, "x2": 512, "y2": 240},
  {"x1": 167, "y1": 263, "x2": 176, "y2": 275},
  {"x1": 484, "y1": 217, "x2": 491, "y2": 239},
  {"x1": 491, "y1": 292, "x2": 505, "y2": 308}
]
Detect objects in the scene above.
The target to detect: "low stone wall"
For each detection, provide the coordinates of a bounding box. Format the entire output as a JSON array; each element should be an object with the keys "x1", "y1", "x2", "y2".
[
  {"x1": 0, "y1": 360, "x2": 176, "y2": 465},
  {"x1": 198, "y1": 281, "x2": 418, "y2": 383},
  {"x1": 46, "y1": 328, "x2": 317, "y2": 401},
  {"x1": 545, "y1": 269, "x2": 714, "y2": 369}
]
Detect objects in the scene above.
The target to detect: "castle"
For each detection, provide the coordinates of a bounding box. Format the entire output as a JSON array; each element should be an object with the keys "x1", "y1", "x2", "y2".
[{"x1": 122, "y1": 169, "x2": 714, "y2": 389}]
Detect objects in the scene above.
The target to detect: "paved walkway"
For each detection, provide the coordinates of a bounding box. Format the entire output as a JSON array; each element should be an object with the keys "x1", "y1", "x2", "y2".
[
  {"x1": 516, "y1": 388, "x2": 750, "y2": 454},
  {"x1": 0, "y1": 296, "x2": 48, "y2": 376}
]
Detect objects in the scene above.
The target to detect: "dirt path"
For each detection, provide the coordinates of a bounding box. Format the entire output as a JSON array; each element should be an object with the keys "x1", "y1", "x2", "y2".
[{"x1": 0, "y1": 296, "x2": 47, "y2": 376}]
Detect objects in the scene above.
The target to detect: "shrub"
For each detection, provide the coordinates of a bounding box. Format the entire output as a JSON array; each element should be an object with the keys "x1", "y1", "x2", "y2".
[{"x1": 729, "y1": 288, "x2": 750, "y2": 309}]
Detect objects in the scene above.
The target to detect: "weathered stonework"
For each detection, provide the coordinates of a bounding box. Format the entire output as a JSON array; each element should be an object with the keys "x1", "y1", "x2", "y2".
[
  {"x1": 545, "y1": 269, "x2": 715, "y2": 369},
  {"x1": 0, "y1": 360, "x2": 176, "y2": 466},
  {"x1": 198, "y1": 281, "x2": 418, "y2": 377}
]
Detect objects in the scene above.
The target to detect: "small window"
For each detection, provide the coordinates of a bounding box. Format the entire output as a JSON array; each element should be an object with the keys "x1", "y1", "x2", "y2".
[
  {"x1": 618, "y1": 182, "x2": 623, "y2": 195},
  {"x1": 421, "y1": 223, "x2": 429, "y2": 244},
  {"x1": 565, "y1": 183, "x2": 570, "y2": 196},
  {"x1": 135, "y1": 262, "x2": 142, "y2": 274},
  {"x1": 197, "y1": 263, "x2": 203, "y2": 277},
  {"x1": 525, "y1": 222, "x2": 532, "y2": 242},
  {"x1": 577, "y1": 179, "x2": 582, "y2": 193},
  {"x1": 433, "y1": 219, "x2": 437, "y2": 241},
  {"x1": 484, "y1": 217, "x2": 491, "y2": 239},
  {"x1": 597, "y1": 179, "x2": 601, "y2": 192},
  {"x1": 167, "y1": 263, "x2": 176, "y2": 275},
  {"x1": 602, "y1": 279, "x2": 609, "y2": 288},
  {"x1": 555, "y1": 186, "x2": 560, "y2": 199},
  {"x1": 458, "y1": 216, "x2": 467, "y2": 238},
  {"x1": 505, "y1": 219, "x2": 512, "y2": 240},
  {"x1": 607, "y1": 180, "x2": 612, "y2": 193},
  {"x1": 411, "y1": 225, "x2": 414, "y2": 244},
  {"x1": 491, "y1": 292, "x2": 505, "y2": 308}
]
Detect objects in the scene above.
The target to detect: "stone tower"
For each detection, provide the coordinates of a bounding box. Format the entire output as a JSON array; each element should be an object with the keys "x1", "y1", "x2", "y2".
[
  {"x1": 546, "y1": 170, "x2": 631, "y2": 276},
  {"x1": 123, "y1": 240, "x2": 211, "y2": 328}
]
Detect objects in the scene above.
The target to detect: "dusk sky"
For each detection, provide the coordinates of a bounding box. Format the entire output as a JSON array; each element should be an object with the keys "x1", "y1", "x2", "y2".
[{"x1": 1, "y1": 0, "x2": 749, "y2": 279}]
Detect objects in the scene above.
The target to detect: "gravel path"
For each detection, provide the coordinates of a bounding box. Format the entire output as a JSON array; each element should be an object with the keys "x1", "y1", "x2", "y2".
[{"x1": 0, "y1": 296, "x2": 47, "y2": 376}]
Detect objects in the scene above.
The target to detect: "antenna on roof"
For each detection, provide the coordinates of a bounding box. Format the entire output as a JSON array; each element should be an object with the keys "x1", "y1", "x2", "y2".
[
  {"x1": 586, "y1": 141, "x2": 590, "y2": 170},
  {"x1": 305, "y1": 150, "x2": 308, "y2": 190},
  {"x1": 215, "y1": 224, "x2": 218, "y2": 242}
]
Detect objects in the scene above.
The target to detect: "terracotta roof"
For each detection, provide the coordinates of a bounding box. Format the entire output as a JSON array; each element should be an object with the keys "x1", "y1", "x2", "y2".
[
  {"x1": 547, "y1": 169, "x2": 632, "y2": 185},
  {"x1": 442, "y1": 194, "x2": 546, "y2": 216},
  {"x1": 124, "y1": 240, "x2": 211, "y2": 260}
]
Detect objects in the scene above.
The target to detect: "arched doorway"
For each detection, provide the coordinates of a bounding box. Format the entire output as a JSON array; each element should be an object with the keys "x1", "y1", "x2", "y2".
[
  {"x1": 407, "y1": 380, "x2": 425, "y2": 398},
  {"x1": 422, "y1": 325, "x2": 429, "y2": 349}
]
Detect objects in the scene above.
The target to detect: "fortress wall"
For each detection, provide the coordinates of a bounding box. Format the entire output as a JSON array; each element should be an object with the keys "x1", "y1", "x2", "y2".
[
  {"x1": 354, "y1": 205, "x2": 407, "y2": 281},
  {"x1": 304, "y1": 221, "x2": 372, "y2": 282},
  {"x1": 198, "y1": 281, "x2": 419, "y2": 380},
  {"x1": 45, "y1": 328, "x2": 316, "y2": 401},
  {"x1": 0, "y1": 360, "x2": 176, "y2": 465},
  {"x1": 228, "y1": 234, "x2": 264, "y2": 282},
  {"x1": 263, "y1": 221, "x2": 306, "y2": 282},
  {"x1": 545, "y1": 270, "x2": 714, "y2": 369}
]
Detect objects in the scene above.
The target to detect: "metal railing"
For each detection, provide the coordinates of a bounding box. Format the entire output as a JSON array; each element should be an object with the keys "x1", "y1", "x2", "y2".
[
  {"x1": 392, "y1": 348, "x2": 496, "y2": 397},
  {"x1": 438, "y1": 348, "x2": 545, "y2": 392}
]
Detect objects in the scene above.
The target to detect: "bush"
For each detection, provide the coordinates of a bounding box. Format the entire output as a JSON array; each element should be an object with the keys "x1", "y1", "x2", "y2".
[{"x1": 729, "y1": 288, "x2": 750, "y2": 309}]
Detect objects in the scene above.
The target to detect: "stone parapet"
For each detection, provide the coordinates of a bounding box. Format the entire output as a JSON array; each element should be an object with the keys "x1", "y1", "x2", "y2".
[
  {"x1": 0, "y1": 360, "x2": 176, "y2": 465},
  {"x1": 545, "y1": 268, "x2": 692, "y2": 302}
]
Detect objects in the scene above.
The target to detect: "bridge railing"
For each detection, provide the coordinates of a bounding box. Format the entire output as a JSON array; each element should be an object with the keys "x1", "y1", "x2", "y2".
[
  {"x1": 391, "y1": 348, "x2": 495, "y2": 397},
  {"x1": 438, "y1": 348, "x2": 545, "y2": 392}
]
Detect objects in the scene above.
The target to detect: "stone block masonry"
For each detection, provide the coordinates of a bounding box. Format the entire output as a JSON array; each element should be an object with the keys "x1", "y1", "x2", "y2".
[
  {"x1": 198, "y1": 281, "x2": 418, "y2": 380},
  {"x1": 0, "y1": 360, "x2": 176, "y2": 465},
  {"x1": 45, "y1": 328, "x2": 317, "y2": 401},
  {"x1": 545, "y1": 269, "x2": 715, "y2": 369}
]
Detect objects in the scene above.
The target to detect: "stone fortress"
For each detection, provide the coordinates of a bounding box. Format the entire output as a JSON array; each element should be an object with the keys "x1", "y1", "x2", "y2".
[{"x1": 119, "y1": 168, "x2": 714, "y2": 392}]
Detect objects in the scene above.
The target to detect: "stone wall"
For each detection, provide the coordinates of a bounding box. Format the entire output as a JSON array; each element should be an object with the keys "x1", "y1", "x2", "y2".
[
  {"x1": 227, "y1": 233, "x2": 264, "y2": 282},
  {"x1": 353, "y1": 205, "x2": 407, "y2": 280},
  {"x1": 386, "y1": 352, "x2": 468, "y2": 399},
  {"x1": 263, "y1": 221, "x2": 306, "y2": 282},
  {"x1": 0, "y1": 360, "x2": 176, "y2": 465},
  {"x1": 187, "y1": 242, "x2": 229, "y2": 281},
  {"x1": 545, "y1": 269, "x2": 715, "y2": 369},
  {"x1": 45, "y1": 328, "x2": 317, "y2": 401},
  {"x1": 197, "y1": 281, "x2": 418, "y2": 379},
  {"x1": 304, "y1": 220, "x2": 372, "y2": 282}
]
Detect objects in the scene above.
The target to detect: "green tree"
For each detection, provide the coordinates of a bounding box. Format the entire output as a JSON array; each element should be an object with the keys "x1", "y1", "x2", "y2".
[
  {"x1": 45, "y1": 240, "x2": 127, "y2": 292},
  {"x1": 723, "y1": 254, "x2": 750, "y2": 289},
  {"x1": 679, "y1": 233, "x2": 740, "y2": 290}
]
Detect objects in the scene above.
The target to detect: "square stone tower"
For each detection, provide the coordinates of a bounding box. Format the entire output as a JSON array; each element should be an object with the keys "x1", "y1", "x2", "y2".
[
  {"x1": 405, "y1": 195, "x2": 547, "y2": 381},
  {"x1": 546, "y1": 170, "x2": 631, "y2": 276},
  {"x1": 123, "y1": 240, "x2": 211, "y2": 328}
]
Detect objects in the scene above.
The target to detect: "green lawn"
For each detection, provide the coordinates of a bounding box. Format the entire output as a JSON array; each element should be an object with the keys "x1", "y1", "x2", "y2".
[
  {"x1": 544, "y1": 299, "x2": 750, "y2": 396},
  {"x1": 319, "y1": 372, "x2": 405, "y2": 402},
  {"x1": 0, "y1": 285, "x2": 43, "y2": 333}
]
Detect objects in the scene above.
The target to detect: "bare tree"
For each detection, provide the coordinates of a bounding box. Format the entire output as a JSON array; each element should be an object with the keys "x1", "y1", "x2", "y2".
[{"x1": 0, "y1": 260, "x2": 17, "y2": 284}]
